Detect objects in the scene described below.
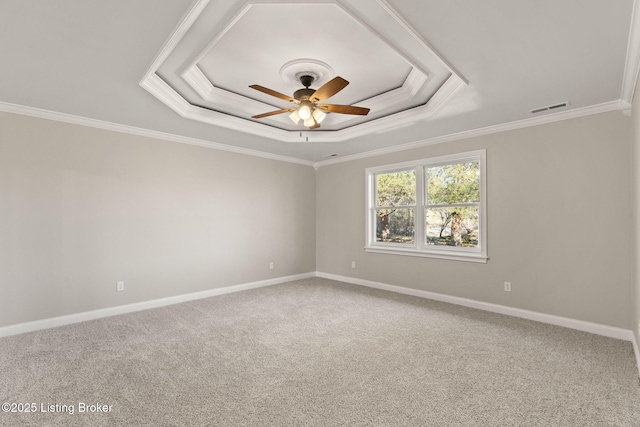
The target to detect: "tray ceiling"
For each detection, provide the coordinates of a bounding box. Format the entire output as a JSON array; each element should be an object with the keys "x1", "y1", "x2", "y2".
[
  {"x1": 0, "y1": 0, "x2": 637, "y2": 164},
  {"x1": 141, "y1": 0, "x2": 466, "y2": 142}
]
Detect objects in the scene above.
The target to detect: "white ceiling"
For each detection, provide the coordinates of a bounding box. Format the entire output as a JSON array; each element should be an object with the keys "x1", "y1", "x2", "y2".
[{"x1": 0, "y1": 0, "x2": 637, "y2": 165}]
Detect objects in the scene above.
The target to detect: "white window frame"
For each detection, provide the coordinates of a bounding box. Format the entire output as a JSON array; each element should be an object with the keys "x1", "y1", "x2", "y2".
[{"x1": 365, "y1": 149, "x2": 487, "y2": 263}]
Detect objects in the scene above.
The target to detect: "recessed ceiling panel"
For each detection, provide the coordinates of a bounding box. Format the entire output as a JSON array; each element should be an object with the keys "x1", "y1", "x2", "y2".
[
  {"x1": 140, "y1": 0, "x2": 467, "y2": 142},
  {"x1": 198, "y1": 3, "x2": 410, "y2": 103}
]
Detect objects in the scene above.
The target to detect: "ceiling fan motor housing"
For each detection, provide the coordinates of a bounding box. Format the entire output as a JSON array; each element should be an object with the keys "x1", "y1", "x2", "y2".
[{"x1": 294, "y1": 87, "x2": 315, "y2": 100}]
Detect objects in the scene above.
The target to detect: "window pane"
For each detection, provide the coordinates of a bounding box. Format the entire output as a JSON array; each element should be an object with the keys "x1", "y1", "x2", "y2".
[
  {"x1": 376, "y1": 170, "x2": 416, "y2": 206},
  {"x1": 376, "y1": 208, "x2": 415, "y2": 244},
  {"x1": 427, "y1": 162, "x2": 479, "y2": 204},
  {"x1": 426, "y1": 206, "x2": 479, "y2": 248}
]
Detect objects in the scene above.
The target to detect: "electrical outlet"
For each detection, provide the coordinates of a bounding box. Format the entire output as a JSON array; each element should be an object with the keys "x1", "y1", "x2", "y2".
[
  {"x1": 116, "y1": 281, "x2": 125, "y2": 292},
  {"x1": 269, "y1": 262, "x2": 274, "y2": 270},
  {"x1": 504, "y1": 281, "x2": 511, "y2": 292},
  {"x1": 351, "y1": 261, "x2": 356, "y2": 268}
]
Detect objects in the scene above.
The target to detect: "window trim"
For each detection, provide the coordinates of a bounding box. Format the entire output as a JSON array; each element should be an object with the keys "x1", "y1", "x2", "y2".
[{"x1": 365, "y1": 150, "x2": 487, "y2": 263}]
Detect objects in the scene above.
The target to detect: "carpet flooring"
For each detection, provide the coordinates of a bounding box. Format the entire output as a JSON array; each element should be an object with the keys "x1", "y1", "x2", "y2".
[{"x1": 1, "y1": 277, "x2": 639, "y2": 426}]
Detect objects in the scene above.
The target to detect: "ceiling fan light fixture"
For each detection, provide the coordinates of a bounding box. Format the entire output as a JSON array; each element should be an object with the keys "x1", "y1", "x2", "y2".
[
  {"x1": 312, "y1": 108, "x2": 326, "y2": 124},
  {"x1": 298, "y1": 102, "x2": 312, "y2": 120},
  {"x1": 288, "y1": 109, "x2": 301, "y2": 124},
  {"x1": 250, "y1": 75, "x2": 368, "y2": 130},
  {"x1": 303, "y1": 116, "x2": 316, "y2": 128}
]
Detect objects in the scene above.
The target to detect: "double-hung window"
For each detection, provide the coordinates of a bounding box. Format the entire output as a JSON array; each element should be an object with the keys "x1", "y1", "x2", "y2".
[{"x1": 366, "y1": 150, "x2": 487, "y2": 262}]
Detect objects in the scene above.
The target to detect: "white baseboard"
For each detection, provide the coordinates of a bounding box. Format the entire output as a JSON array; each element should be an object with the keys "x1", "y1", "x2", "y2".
[
  {"x1": 0, "y1": 272, "x2": 315, "y2": 338},
  {"x1": 324, "y1": 270, "x2": 640, "y2": 379},
  {"x1": 3, "y1": 270, "x2": 639, "y2": 379},
  {"x1": 316, "y1": 272, "x2": 636, "y2": 343}
]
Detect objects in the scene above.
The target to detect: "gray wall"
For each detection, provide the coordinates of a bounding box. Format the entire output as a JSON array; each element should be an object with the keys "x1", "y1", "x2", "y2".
[
  {"x1": 0, "y1": 112, "x2": 316, "y2": 327},
  {"x1": 317, "y1": 111, "x2": 634, "y2": 329},
  {"x1": 1, "y1": 107, "x2": 636, "y2": 333}
]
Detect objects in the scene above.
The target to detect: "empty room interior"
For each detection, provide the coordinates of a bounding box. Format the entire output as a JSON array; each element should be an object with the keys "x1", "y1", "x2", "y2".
[{"x1": 2, "y1": 0, "x2": 640, "y2": 425}]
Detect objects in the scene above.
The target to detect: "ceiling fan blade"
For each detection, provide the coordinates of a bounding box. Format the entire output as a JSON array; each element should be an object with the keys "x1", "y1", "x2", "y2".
[
  {"x1": 319, "y1": 104, "x2": 370, "y2": 115},
  {"x1": 249, "y1": 85, "x2": 295, "y2": 103},
  {"x1": 309, "y1": 76, "x2": 349, "y2": 103},
  {"x1": 251, "y1": 108, "x2": 294, "y2": 119}
]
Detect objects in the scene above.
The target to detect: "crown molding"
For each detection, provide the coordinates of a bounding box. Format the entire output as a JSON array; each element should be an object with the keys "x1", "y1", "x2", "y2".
[
  {"x1": 1, "y1": 98, "x2": 630, "y2": 172},
  {"x1": 0, "y1": 101, "x2": 315, "y2": 167},
  {"x1": 314, "y1": 100, "x2": 630, "y2": 168}
]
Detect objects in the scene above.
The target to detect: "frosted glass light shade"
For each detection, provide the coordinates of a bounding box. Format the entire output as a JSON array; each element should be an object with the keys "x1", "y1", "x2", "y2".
[
  {"x1": 298, "y1": 105, "x2": 312, "y2": 120},
  {"x1": 288, "y1": 110, "x2": 301, "y2": 124},
  {"x1": 312, "y1": 108, "x2": 326, "y2": 123}
]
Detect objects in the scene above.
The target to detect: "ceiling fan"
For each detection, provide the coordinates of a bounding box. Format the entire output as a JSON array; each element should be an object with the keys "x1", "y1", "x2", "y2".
[{"x1": 249, "y1": 75, "x2": 370, "y2": 130}]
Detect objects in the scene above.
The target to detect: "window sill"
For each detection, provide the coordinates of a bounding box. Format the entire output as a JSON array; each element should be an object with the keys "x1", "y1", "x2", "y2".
[{"x1": 365, "y1": 246, "x2": 488, "y2": 263}]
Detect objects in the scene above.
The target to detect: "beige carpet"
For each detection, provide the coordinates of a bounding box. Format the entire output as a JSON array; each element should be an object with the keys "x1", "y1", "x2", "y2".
[{"x1": 1, "y1": 277, "x2": 639, "y2": 426}]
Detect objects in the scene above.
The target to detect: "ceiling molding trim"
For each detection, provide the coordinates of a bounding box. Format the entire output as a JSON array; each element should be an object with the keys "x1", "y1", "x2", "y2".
[
  {"x1": 183, "y1": 103, "x2": 301, "y2": 142},
  {"x1": 314, "y1": 100, "x2": 629, "y2": 169},
  {"x1": 333, "y1": 0, "x2": 428, "y2": 76},
  {"x1": 179, "y1": 63, "x2": 432, "y2": 133},
  {"x1": 621, "y1": 0, "x2": 640, "y2": 105},
  {"x1": 375, "y1": 0, "x2": 467, "y2": 84},
  {"x1": 353, "y1": 68, "x2": 428, "y2": 115},
  {"x1": 183, "y1": 2, "x2": 253, "y2": 73},
  {"x1": 0, "y1": 101, "x2": 315, "y2": 167},
  {"x1": 182, "y1": 65, "x2": 273, "y2": 115},
  {"x1": 405, "y1": 68, "x2": 431, "y2": 97},
  {"x1": 143, "y1": 72, "x2": 465, "y2": 144},
  {"x1": 140, "y1": 73, "x2": 191, "y2": 116},
  {"x1": 182, "y1": 65, "x2": 214, "y2": 99},
  {"x1": 141, "y1": 72, "x2": 302, "y2": 142},
  {"x1": 139, "y1": 0, "x2": 211, "y2": 81}
]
